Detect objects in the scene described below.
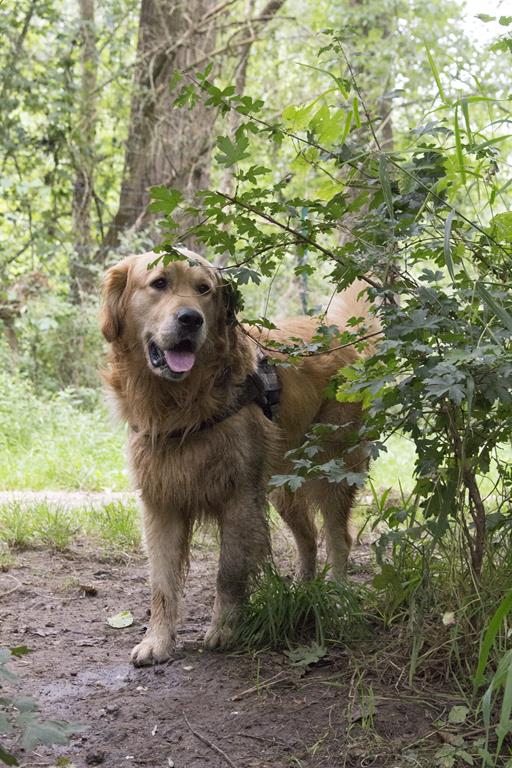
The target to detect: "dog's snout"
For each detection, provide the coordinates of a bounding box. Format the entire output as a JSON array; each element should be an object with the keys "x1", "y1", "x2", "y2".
[{"x1": 176, "y1": 307, "x2": 204, "y2": 329}]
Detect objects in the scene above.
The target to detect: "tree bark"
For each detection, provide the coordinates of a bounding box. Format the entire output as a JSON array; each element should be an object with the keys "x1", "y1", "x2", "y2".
[
  {"x1": 100, "y1": 0, "x2": 218, "y2": 255},
  {"x1": 69, "y1": 0, "x2": 97, "y2": 301}
]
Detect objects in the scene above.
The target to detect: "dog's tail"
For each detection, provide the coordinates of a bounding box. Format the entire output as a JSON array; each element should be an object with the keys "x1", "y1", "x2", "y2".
[{"x1": 325, "y1": 279, "x2": 381, "y2": 356}]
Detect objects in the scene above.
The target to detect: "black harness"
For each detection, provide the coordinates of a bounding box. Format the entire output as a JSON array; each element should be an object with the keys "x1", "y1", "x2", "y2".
[{"x1": 132, "y1": 355, "x2": 281, "y2": 440}]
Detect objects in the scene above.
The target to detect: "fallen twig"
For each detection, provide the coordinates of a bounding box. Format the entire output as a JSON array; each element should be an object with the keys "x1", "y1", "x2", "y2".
[
  {"x1": 183, "y1": 712, "x2": 237, "y2": 768},
  {"x1": 231, "y1": 669, "x2": 288, "y2": 701}
]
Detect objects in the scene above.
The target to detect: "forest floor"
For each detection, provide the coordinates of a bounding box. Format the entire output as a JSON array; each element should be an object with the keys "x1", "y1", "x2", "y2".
[{"x1": 2, "y1": 497, "x2": 446, "y2": 768}]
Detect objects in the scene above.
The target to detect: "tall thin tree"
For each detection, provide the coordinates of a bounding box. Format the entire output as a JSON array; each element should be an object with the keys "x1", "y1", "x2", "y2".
[{"x1": 69, "y1": 0, "x2": 98, "y2": 301}]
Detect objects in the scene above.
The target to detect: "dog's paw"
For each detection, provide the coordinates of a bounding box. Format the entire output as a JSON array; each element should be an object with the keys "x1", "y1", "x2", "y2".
[
  {"x1": 203, "y1": 621, "x2": 234, "y2": 650},
  {"x1": 130, "y1": 633, "x2": 175, "y2": 666}
]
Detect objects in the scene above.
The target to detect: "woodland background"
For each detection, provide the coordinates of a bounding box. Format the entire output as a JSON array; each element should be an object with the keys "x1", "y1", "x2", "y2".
[{"x1": 1, "y1": 1, "x2": 512, "y2": 766}]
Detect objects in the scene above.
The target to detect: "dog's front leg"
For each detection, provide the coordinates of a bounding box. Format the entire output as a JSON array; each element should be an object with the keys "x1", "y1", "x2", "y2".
[
  {"x1": 131, "y1": 503, "x2": 190, "y2": 666},
  {"x1": 204, "y1": 488, "x2": 269, "y2": 650}
]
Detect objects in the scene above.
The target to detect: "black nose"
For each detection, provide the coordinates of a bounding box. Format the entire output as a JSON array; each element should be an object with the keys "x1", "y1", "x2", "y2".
[{"x1": 176, "y1": 307, "x2": 204, "y2": 329}]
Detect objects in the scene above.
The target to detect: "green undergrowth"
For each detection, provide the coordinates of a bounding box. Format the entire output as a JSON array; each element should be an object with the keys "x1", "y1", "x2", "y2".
[
  {"x1": 0, "y1": 498, "x2": 141, "y2": 557},
  {"x1": 0, "y1": 371, "x2": 129, "y2": 491},
  {"x1": 232, "y1": 565, "x2": 366, "y2": 651}
]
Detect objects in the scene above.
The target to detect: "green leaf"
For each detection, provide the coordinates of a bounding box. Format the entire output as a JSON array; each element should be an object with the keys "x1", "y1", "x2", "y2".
[
  {"x1": 461, "y1": 99, "x2": 472, "y2": 143},
  {"x1": 268, "y1": 474, "x2": 305, "y2": 492},
  {"x1": 282, "y1": 103, "x2": 314, "y2": 131},
  {"x1": 0, "y1": 745, "x2": 18, "y2": 766},
  {"x1": 215, "y1": 134, "x2": 251, "y2": 167},
  {"x1": 448, "y1": 705, "x2": 469, "y2": 724},
  {"x1": 284, "y1": 642, "x2": 327, "y2": 668},
  {"x1": 148, "y1": 186, "x2": 183, "y2": 215},
  {"x1": 311, "y1": 103, "x2": 345, "y2": 145},
  {"x1": 352, "y1": 96, "x2": 361, "y2": 128},
  {"x1": 106, "y1": 610, "x2": 134, "y2": 629},
  {"x1": 489, "y1": 212, "x2": 512, "y2": 243},
  {"x1": 454, "y1": 106, "x2": 466, "y2": 184},
  {"x1": 425, "y1": 46, "x2": 447, "y2": 103},
  {"x1": 19, "y1": 714, "x2": 83, "y2": 751},
  {"x1": 168, "y1": 69, "x2": 182, "y2": 92},
  {"x1": 474, "y1": 589, "x2": 512, "y2": 689},
  {"x1": 444, "y1": 209, "x2": 457, "y2": 281},
  {"x1": 496, "y1": 656, "x2": 512, "y2": 756},
  {"x1": 9, "y1": 647, "x2": 30, "y2": 658},
  {"x1": 341, "y1": 110, "x2": 353, "y2": 143},
  {"x1": 237, "y1": 165, "x2": 271, "y2": 184}
]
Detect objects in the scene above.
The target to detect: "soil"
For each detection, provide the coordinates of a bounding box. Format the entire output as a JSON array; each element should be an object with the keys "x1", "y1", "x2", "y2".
[{"x1": 1, "y1": 526, "x2": 439, "y2": 768}]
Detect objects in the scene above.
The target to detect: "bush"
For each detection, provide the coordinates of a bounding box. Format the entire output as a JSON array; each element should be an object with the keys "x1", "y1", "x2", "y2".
[{"x1": 13, "y1": 293, "x2": 103, "y2": 395}]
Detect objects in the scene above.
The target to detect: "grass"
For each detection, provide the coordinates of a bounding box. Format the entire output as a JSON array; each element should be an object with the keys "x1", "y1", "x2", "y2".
[
  {"x1": 88, "y1": 500, "x2": 142, "y2": 551},
  {"x1": 0, "y1": 372, "x2": 129, "y2": 492},
  {"x1": 232, "y1": 565, "x2": 365, "y2": 650},
  {"x1": 0, "y1": 497, "x2": 141, "y2": 557}
]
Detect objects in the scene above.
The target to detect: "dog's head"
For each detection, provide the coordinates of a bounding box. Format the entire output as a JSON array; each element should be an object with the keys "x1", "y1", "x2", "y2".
[{"x1": 101, "y1": 249, "x2": 237, "y2": 382}]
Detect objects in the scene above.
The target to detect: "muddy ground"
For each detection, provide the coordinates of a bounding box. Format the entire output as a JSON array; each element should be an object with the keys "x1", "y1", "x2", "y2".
[{"x1": 1, "y1": 527, "x2": 442, "y2": 768}]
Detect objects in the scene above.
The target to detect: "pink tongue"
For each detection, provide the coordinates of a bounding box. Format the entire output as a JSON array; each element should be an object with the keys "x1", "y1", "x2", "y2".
[{"x1": 164, "y1": 349, "x2": 196, "y2": 373}]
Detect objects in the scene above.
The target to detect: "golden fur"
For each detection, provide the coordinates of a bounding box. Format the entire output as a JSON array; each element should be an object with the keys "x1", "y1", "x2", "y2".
[{"x1": 101, "y1": 249, "x2": 373, "y2": 665}]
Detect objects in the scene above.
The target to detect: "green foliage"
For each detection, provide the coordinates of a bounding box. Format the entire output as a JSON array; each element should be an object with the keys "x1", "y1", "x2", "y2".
[
  {"x1": 84, "y1": 499, "x2": 141, "y2": 555},
  {"x1": 0, "y1": 0, "x2": 139, "y2": 274},
  {"x1": 156, "y1": 26, "x2": 512, "y2": 584},
  {"x1": 13, "y1": 295, "x2": 103, "y2": 394},
  {"x1": 0, "y1": 369, "x2": 127, "y2": 491},
  {"x1": 0, "y1": 647, "x2": 83, "y2": 765},
  {"x1": 2, "y1": 5, "x2": 512, "y2": 763},
  {"x1": 232, "y1": 566, "x2": 364, "y2": 650},
  {"x1": 0, "y1": 501, "x2": 77, "y2": 551},
  {"x1": 0, "y1": 498, "x2": 140, "y2": 554},
  {"x1": 149, "y1": 24, "x2": 512, "y2": 758},
  {"x1": 269, "y1": 422, "x2": 368, "y2": 491},
  {"x1": 472, "y1": 590, "x2": 512, "y2": 764}
]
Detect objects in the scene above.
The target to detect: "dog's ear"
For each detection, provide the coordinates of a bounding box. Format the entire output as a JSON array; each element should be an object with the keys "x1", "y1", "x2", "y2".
[
  {"x1": 101, "y1": 261, "x2": 130, "y2": 342},
  {"x1": 223, "y1": 280, "x2": 243, "y2": 325}
]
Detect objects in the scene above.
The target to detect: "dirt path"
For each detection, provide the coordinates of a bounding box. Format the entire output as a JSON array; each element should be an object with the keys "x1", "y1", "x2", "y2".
[{"x1": 1, "y1": 533, "x2": 436, "y2": 767}]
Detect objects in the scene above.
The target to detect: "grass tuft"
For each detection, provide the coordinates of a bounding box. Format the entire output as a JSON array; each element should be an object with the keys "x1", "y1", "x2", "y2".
[
  {"x1": 0, "y1": 541, "x2": 15, "y2": 571},
  {"x1": 0, "y1": 498, "x2": 141, "y2": 556},
  {"x1": 84, "y1": 499, "x2": 141, "y2": 555},
  {"x1": 0, "y1": 500, "x2": 78, "y2": 551},
  {"x1": 232, "y1": 565, "x2": 365, "y2": 651}
]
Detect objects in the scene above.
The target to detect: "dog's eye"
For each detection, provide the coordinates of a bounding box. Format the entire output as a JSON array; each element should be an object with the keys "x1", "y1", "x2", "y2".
[
  {"x1": 196, "y1": 283, "x2": 211, "y2": 295},
  {"x1": 150, "y1": 277, "x2": 168, "y2": 291}
]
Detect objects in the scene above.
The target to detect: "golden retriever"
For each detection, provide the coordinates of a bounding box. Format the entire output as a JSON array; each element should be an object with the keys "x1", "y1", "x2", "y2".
[{"x1": 100, "y1": 248, "x2": 374, "y2": 665}]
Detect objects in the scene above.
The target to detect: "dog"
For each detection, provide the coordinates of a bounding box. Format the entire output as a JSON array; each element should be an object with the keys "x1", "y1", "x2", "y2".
[{"x1": 100, "y1": 248, "x2": 375, "y2": 665}]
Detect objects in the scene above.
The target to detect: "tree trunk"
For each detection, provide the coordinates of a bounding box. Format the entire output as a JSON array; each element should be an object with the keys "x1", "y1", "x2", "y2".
[
  {"x1": 69, "y1": 0, "x2": 97, "y2": 301},
  {"x1": 100, "y1": 0, "x2": 217, "y2": 255}
]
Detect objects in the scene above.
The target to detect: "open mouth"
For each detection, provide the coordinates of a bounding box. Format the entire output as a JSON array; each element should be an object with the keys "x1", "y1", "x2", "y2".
[{"x1": 148, "y1": 339, "x2": 197, "y2": 377}]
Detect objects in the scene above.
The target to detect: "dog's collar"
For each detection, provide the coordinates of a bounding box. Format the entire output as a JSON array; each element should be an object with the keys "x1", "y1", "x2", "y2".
[{"x1": 131, "y1": 355, "x2": 281, "y2": 440}]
